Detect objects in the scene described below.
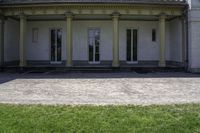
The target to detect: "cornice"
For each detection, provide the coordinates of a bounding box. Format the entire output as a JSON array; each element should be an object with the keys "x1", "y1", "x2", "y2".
[
  {"x1": 0, "y1": 3, "x2": 186, "y2": 8},
  {"x1": 1, "y1": 4, "x2": 185, "y2": 17}
]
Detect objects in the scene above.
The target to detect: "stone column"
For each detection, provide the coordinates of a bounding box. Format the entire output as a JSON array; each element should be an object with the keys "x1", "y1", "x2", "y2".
[
  {"x1": 112, "y1": 13, "x2": 120, "y2": 67},
  {"x1": 0, "y1": 15, "x2": 5, "y2": 67},
  {"x1": 159, "y1": 14, "x2": 166, "y2": 67},
  {"x1": 66, "y1": 12, "x2": 73, "y2": 67},
  {"x1": 19, "y1": 14, "x2": 27, "y2": 67}
]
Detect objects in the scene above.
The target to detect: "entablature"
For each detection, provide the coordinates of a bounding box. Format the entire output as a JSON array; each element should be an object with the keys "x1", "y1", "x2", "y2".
[{"x1": 1, "y1": 4, "x2": 185, "y2": 17}]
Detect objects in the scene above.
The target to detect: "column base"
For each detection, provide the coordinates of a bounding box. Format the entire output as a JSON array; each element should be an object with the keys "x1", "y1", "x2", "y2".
[
  {"x1": 112, "y1": 61, "x2": 120, "y2": 67},
  {"x1": 159, "y1": 61, "x2": 166, "y2": 67},
  {"x1": 66, "y1": 62, "x2": 73, "y2": 67},
  {"x1": 19, "y1": 61, "x2": 27, "y2": 67},
  {"x1": 0, "y1": 62, "x2": 4, "y2": 67}
]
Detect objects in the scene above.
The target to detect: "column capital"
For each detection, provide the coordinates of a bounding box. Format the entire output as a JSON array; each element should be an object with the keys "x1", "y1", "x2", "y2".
[
  {"x1": 0, "y1": 12, "x2": 5, "y2": 21},
  {"x1": 0, "y1": 16, "x2": 5, "y2": 24},
  {"x1": 19, "y1": 13, "x2": 27, "y2": 19},
  {"x1": 112, "y1": 12, "x2": 120, "y2": 19},
  {"x1": 65, "y1": 11, "x2": 74, "y2": 18},
  {"x1": 159, "y1": 13, "x2": 167, "y2": 19}
]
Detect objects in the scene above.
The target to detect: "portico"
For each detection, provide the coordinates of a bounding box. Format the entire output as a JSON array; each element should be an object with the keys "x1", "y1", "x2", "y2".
[{"x1": 0, "y1": 1, "x2": 187, "y2": 68}]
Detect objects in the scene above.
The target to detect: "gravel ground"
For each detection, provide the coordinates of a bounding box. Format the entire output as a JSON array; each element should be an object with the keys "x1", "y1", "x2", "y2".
[{"x1": 0, "y1": 71, "x2": 200, "y2": 105}]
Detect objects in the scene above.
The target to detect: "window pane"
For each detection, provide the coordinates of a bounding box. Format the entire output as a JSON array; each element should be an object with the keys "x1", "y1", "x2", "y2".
[
  {"x1": 95, "y1": 30, "x2": 100, "y2": 40},
  {"x1": 133, "y1": 29, "x2": 138, "y2": 61},
  {"x1": 95, "y1": 45, "x2": 99, "y2": 61},
  {"x1": 89, "y1": 37, "x2": 94, "y2": 62},
  {"x1": 95, "y1": 53, "x2": 99, "y2": 62},
  {"x1": 127, "y1": 29, "x2": 131, "y2": 61},
  {"x1": 57, "y1": 29, "x2": 62, "y2": 61},
  {"x1": 95, "y1": 30, "x2": 100, "y2": 62},
  {"x1": 152, "y1": 29, "x2": 156, "y2": 42},
  {"x1": 51, "y1": 30, "x2": 56, "y2": 61},
  {"x1": 88, "y1": 29, "x2": 100, "y2": 62}
]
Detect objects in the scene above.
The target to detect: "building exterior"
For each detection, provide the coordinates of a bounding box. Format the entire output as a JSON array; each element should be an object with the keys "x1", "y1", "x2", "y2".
[
  {"x1": 0, "y1": 0, "x2": 197, "y2": 71},
  {"x1": 188, "y1": 0, "x2": 200, "y2": 72}
]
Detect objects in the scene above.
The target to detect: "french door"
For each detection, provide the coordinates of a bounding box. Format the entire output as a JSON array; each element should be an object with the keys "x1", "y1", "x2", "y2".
[
  {"x1": 50, "y1": 29, "x2": 62, "y2": 64},
  {"x1": 88, "y1": 28, "x2": 100, "y2": 63},
  {"x1": 126, "y1": 29, "x2": 138, "y2": 62}
]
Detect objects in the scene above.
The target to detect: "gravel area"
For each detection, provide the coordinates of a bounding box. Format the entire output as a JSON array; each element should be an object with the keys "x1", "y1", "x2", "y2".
[{"x1": 0, "y1": 71, "x2": 200, "y2": 105}]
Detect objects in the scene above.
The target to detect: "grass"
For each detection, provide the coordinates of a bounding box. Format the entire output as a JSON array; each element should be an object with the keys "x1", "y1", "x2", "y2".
[{"x1": 0, "y1": 104, "x2": 200, "y2": 133}]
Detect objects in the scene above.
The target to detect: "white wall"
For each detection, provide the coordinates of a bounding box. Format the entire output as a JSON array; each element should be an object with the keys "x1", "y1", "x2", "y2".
[
  {"x1": 119, "y1": 21, "x2": 170, "y2": 61},
  {"x1": 190, "y1": 0, "x2": 200, "y2": 8},
  {"x1": 73, "y1": 20, "x2": 113, "y2": 61},
  {"x1": 188, "y1": 21, "x2": 200, "y2": 69},
  {"x1": 4, "y1": 18, "x2": 19, "y2": 62},
  {"x1": 27, "y1": 21, "x2": 67, "y2": 61},
  {"x1": 26, "y1": 20, "x2": 174, "y2": 62},
  {"x1": 27, "y1": 20, "x2": 113, "y2": 61},
  {"x1": 188, "y1": 0, "x2": 200, "y2": 71},
  {"x1": 169, "y1": 18, "x2": 182, "y2": 62}
]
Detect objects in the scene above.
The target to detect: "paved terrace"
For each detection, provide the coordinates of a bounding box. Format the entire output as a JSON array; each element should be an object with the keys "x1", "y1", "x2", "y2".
[{"x1": 0, "y1": 71, "x2": 199, "y2": 105}]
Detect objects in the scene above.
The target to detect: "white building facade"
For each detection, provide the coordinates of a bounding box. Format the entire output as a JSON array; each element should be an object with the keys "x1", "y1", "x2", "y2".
[
  {"x1": 188, "y1": 0, "x2": 200, "y2": 72},
  {"x1": 0, "y1": 0, "x2": 197, "y2": 71}
]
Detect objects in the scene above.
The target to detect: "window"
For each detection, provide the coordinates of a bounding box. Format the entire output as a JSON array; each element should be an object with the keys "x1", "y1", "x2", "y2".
[
  {"x1": 50, "y1": 29, "x2": 62, "y2": 62},
  {"x1": 126, "y1": 29, "x2": 138, "y2": 62},
  {"x1": 152, "y1": 29, "x2": 156, "y2": 42},
  {"x1": 88, "y1": 28, "x2": 100, "y2": 63},
  {"x1": 32, "y1": 28, "x2": 38, "y2": 43}
]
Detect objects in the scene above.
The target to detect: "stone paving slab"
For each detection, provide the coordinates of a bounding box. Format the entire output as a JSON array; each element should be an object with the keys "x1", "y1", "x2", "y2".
[{"x1": 0, "y1": 72, "x2": 199, "y2": 105}]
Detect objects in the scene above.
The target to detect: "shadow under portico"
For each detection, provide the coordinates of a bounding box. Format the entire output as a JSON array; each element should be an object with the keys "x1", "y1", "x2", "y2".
[{"x1": 0, "y1": 70, "x2": 199, "y2": 85}]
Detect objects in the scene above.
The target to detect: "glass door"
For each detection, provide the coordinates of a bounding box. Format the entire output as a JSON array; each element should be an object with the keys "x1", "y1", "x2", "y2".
[
  {"x1": 50, "y1": 29, "x2": 62, "y2": 64},
  {"x1": 126, "y1": 29, "x2": 138, "y2": 63},
  {"x1": 88, "y1": 28, "x2": 100, "y2": 63}
]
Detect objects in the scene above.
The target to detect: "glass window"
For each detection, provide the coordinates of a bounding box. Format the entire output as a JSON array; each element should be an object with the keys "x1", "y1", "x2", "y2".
[
  {"x1": 50, "y1": 29, "x2": 62, "y2": 62},
  {"x1": 152, "y1": 29, "x2": 156, "y2": 42},
  {"x1": 57, "y1": 29, "x2": 62, "y2": 62},
  {"x1": 88, "y1": 28, "x2": 100, "y2": 62},
  {"x1": 51, "y1": 29, "x2": 56, "y2": 61},
  {"x1": 133, "y1": 29, "x2": 138, "y2": 61},
  {"x1": 126, "y1": 29, "x2": 132, "y2": 62},
  {"x1": 126, "y1": 29, "x2": 138, "y2": 62},
  {"x1": 89, "y1": 37, "x2": 94, "y2": 62}
]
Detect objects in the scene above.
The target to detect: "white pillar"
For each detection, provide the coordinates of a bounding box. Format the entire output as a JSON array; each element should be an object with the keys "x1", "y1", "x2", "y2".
[
  {"x1": 66, "y1": 12, "x2": 73, "y2": 67},
  {"x1": 159, "y1": 14, "x2": 166, "y2": 67},
  {"x1": 0, "y1": 16, "x2": 4, "y2": 66},
  {"x1": 19, "y1": 14, "x2": 27, "y2": 67},
  {"x1": 112, "y1": 13, "x2": 120, "y2": 67}
]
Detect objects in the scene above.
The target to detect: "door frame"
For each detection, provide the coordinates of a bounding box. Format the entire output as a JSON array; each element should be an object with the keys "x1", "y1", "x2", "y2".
[
  {"x1": 87, "y1": 27, "x2": 101, "y2": 64},
  {"x1": 49, "y1": 28, "x2": 63, "y2": 64},
  {"x1": 126, "y1": 27, "x2": 139, "y2": 64}
]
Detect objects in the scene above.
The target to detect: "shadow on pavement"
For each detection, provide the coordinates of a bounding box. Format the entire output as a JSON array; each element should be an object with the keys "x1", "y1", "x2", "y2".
[{"x1": 0, "y1": 69, "x2": 199, "y2": 85}]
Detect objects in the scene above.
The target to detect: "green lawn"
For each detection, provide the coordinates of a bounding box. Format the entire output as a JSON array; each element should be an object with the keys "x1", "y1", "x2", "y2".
[{"x1": 0, "y1": 104, "x2": 200, "y2": 133}]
